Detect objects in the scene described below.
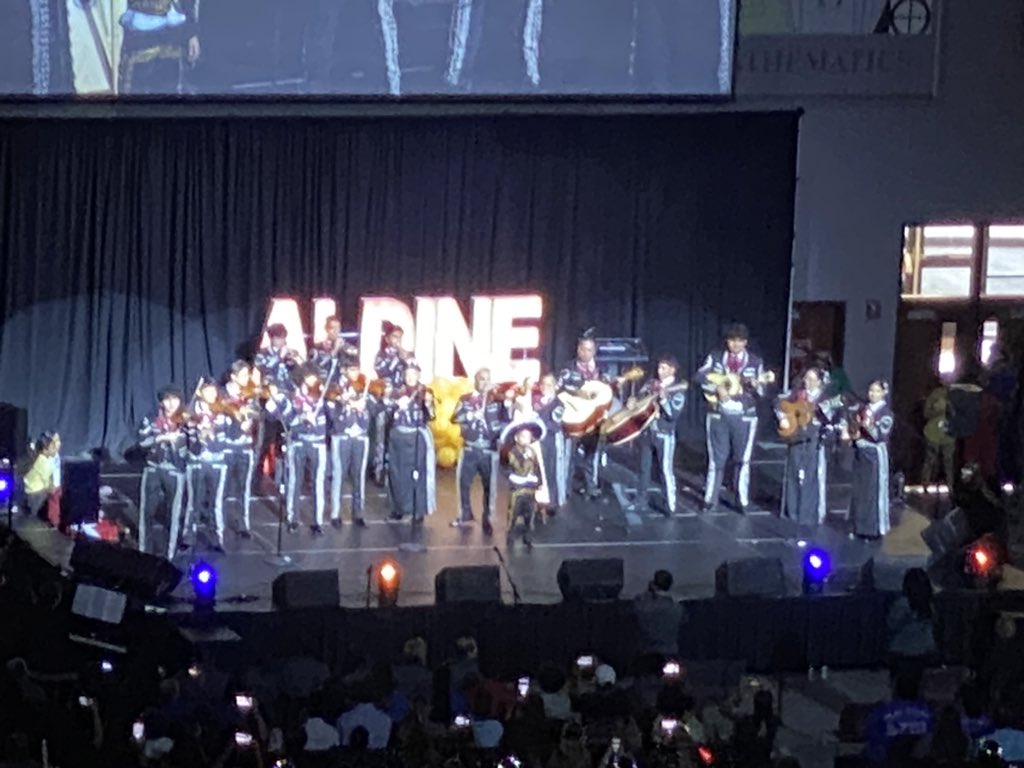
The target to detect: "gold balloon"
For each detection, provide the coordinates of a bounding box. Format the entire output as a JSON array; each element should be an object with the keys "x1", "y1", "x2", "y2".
[
  {"x1": 436, "y1": 445, "x2": 459, "y2": 469},
  {"x1": 428, "y1": 376, "x2": 474, "y2": 464}
]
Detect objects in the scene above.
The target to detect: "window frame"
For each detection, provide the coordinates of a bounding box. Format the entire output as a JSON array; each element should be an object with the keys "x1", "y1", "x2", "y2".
[{"x1": 902, "y1": 220, "x2": 1024, "y2": 301}]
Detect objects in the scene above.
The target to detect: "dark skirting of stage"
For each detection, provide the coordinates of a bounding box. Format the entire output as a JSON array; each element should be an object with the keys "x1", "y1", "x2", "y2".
[{"x1": 12, "y1": 439, "x2": 909, "y2": 612}]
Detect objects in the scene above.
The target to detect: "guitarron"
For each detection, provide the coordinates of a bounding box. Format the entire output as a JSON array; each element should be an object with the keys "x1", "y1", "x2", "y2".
[{"x1": 559, "y1": 367, "x2": 644, "y2": 438}]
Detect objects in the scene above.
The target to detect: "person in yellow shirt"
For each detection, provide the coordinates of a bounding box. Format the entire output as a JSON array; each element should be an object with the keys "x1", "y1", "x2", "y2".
[{"x1": 22, "y1": 432, "x2": 62, "y2": 526}]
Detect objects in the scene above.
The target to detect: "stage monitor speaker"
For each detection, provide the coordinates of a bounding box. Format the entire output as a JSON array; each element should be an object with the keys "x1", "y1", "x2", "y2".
[
  {"x1": 921, "y1": 508, "x2": 971, "y2": 559},
  {"x1": 0, "y1": 403, "x2": 28, "y2": 462},
  {"x1": 60, "y1": 460, "x2": 101, "y2": 527},
  {"x1": 556, "y1": 558, "x2": 624, "y2": 601},
  {"x1": 69, "y1": 540, "x2": 182, "y2": 602},
  {"x1": 714, "y1": 557, "x2": 786, "y2": 598},
  {"x1": 271, "y1": 570, "x2": 340, "y2": 610},
  {"x1": 435, "y1": 566, "x2": 501, "y2": 605},
  {"x1": 859, "y1": 554, "x2": 930, "y2": 592}
]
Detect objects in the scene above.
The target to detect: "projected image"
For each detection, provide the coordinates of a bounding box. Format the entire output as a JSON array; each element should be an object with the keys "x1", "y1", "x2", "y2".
[{"x1": 0, "y1": 0, "x2": 735, "y2": 98}]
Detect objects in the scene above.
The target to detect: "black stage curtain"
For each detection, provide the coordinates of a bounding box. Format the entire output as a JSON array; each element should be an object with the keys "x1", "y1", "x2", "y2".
[{"x1": 0, "y1": 113, "x2": 798, "y2": 454}]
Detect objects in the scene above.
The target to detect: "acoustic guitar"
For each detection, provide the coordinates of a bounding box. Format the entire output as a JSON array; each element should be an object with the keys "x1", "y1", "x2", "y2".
[
  {"x1": 777, "y1": 393, "x2": 847, "y2": 440},
  {"x1": 702, "y1": 370, "x2": 776, "y2": 405},
  {"x1": 776, "y1": 399, "x2": 815, "y2": 439},
  {"x1": 558, "y1": 366, "x2": 645, "y2": 438},
  {"x1": 601, "y1": 381, "x2": 690, "y2": 447}
]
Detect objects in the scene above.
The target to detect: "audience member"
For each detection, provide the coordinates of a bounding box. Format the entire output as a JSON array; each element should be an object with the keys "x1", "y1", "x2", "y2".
[
  {"x1": 864, "y1": 668, "x2": 934, "y2": 765},
  {"x1": 337, "y1": 682, "x2": 393, "y2": 750},
  {"x1": 536, "y1": 664, "x2": 573, "y2": 722},
  {"x1": 303, "y1": 703, "x2": 341, "y2": 753},
  {"x1": 960, "y1": 681, "x2": 995, "y2": 746},
  {"x1": 20, "y1": 432, "x2": 62, "y2": 527},
  {"x1": 448, "y1": 636, "x2": 480, "y2": 718},
  {"x1": 887, "y1": 568, "x2": 938, "y2": 683},
  {"x1": 545, "y1": 721, "x2": 589, "y2": 768},
  {"x1": 469, "y1": 688, "x2": 504, "y2": 749},
  {"x1": 633, "y1": 570, "x2": 685, "y2": 659},
  {"x1": 393, "y1": 637, "x2": 433, "y2": 706},
  {"x1": 926, "y1": 705, "x2": 969, "y2": 766},
  {"x1": 731, "y1": 689, "x2": 779, "y2": 767}
]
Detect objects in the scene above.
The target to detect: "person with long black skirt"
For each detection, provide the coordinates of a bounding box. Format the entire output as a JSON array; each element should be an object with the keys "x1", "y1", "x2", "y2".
[
  {"x1": 775, "y1": 366, "x2": 840, "y2": 532},
  {"x1": 387, "y1": 363, "x2": 435, "y2": 523},
  {"x1": 844, "y1": 379, "x2": 895, "y2": 539},
  {"x1": 371, "y1": 321, "x2": 415, "y2": 485},
  {"x1": 533, "y1": 373, "x2": 567, "y2": 515}
]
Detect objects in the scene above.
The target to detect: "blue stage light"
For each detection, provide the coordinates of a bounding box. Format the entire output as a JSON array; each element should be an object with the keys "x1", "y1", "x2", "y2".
[
  {"x1": 802, "y1": 548, "x2": 831, "y2": 594},
  {"x1": 0, "y1": 459, "x2": 13, "y2": 505},
  {"x1": 190, "y1": 562, "x2": 217, "y2": 610}
]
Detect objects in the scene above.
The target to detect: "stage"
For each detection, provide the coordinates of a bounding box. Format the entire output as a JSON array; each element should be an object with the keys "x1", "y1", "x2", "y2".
[{"x1": 9, "y1": 438, "x2": 932, "y2": 612}]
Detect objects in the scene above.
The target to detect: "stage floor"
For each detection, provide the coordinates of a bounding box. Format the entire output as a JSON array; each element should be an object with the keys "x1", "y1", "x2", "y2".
[{"x1": 10, "y1": 440, "x2": 932, "y2": 612}]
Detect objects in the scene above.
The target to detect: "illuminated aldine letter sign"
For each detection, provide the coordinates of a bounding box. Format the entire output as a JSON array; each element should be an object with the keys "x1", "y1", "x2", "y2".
[{"x1": 261, "y1": 294, "x2": 543, "y2": 382}]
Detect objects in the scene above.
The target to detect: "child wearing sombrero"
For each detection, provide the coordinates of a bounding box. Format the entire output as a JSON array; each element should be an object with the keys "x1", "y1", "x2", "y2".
[{"x1": 501, "y1": 417, "x2": 547, "y2": 549}]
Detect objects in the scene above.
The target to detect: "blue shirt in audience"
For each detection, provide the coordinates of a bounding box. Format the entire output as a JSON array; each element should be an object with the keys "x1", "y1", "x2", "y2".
[{"x1": 864, "y1": 698, "x2": 934, "y2": 764}]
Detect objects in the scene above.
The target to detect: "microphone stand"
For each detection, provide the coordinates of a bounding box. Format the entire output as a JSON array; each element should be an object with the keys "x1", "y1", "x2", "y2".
[
  {"x1": 493, "y1": 545, "x2": 521, "y2": 606},
  {"x1": 264, "y1": 476, "x2": 296, "y2": 568}
]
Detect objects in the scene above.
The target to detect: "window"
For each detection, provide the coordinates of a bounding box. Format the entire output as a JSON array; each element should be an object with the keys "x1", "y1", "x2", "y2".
[
  {"x1": 985, "y1": 225, "x2": 1024, "y2": 296},
  {"x1": 903, "y1": 221, "x2": 1024, "y2": 299},
  {"x1": 902, "y1": 224, "x2": 976, "y2": 298}
]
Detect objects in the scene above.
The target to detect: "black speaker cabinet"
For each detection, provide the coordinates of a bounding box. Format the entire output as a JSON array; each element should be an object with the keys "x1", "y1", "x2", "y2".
[
  {"x1": 0, "y1": 403, "x2": 28, "y2": 462},
  {"x1": 714, "y1": 557, "x2": 786, "y2": 598},
  {"x1": 60, "y1": 459, "x2": 101, "y2": 526},
  {"x1": 434, "y1": 566, "x2": 501, "y2": 604},
  {"x1": 69, "y1": 539, "x2": 183, "y2": 601},
  {"x1": 271, "y1": 570, "x2": 340, "y2": 610},
  {"x1": 556, "y1": 558, "x2": 624, "y2": 601}
]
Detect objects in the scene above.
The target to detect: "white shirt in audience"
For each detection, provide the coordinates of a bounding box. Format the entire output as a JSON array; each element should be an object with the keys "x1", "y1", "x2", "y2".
[{"x1": 337, "y1": 703, "x2": 392, "y2": 750}]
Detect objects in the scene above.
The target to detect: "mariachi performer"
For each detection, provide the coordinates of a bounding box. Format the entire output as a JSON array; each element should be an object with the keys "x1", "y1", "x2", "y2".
[
  {"x1": 267, "y1": 363, "x2": 330, "y2": 535},
  {"x1": 137, "y1": 385, "x2": 188, "y2": 558},
  {"x1": 695, "y1": 323, "x2": 770, "y2": 513},
  {"x1": 371, "y1": 321, "x2": 416, "y2": 484},
  {"x1": 254, "y1": 323, "x2": 301, "y2": 484},
  {"x1": 387, "y1": 363, "x2": 436, "y2": 522},
  {"x1": 501, "y1": 416, "x2": 547, "y2": 549},
  {"x1": 635, "y1": 355, "x2": 688, "y2": 516},
  {"x1": 182, "y1": 378, "x2": 232, "y2": 553},
  {"x1": 533, "y1": 373, "x2": 568, "y2": 513},
  {"x1": 118, "y1": 0, "x2": 200, "y2": 95},
  {"x1": 255, "y1": 323, "x2": 301, "y2": 392},
  {"x1": 450, "y1": 368, "x2": 513, "y2": 534},
  {"x1": 222, "y1": 360, "x2": 258, "y2": 538},
  {"x1": 775, "y1": 366, "x2": 842, "y2": 529},
  {"x1": 844, "y1": 379, "x2": 895, "y2": 539},
  {"x1": 557, "y1": 327, "x2": 612, "y2": 499},
  {"x1": 312, "y1": 315, "x2": 359, "y2": 377},
  {"x1": 326, "y1": 354, "x2": 373, "y2": 528}
]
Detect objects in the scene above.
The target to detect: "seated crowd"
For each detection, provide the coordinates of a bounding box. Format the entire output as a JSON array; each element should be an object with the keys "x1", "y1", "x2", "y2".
[{"x1": 3, "y1": 553, "x2": 1024, "y2": 768}]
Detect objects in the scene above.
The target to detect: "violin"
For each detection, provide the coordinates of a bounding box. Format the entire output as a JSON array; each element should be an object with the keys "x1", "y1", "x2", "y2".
[
  {"x1": 844, "y1": 403, "x2": 873, "y2": 442},
  {"x1": 488, "y1": 379, "x2": 533, "y2": 403},
  {"x1": 368, "y1": 378, "x2": 388, "y2": 399},
  {"x1": 156, "y1": 408, "x2": 187, "y2": 432}
]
